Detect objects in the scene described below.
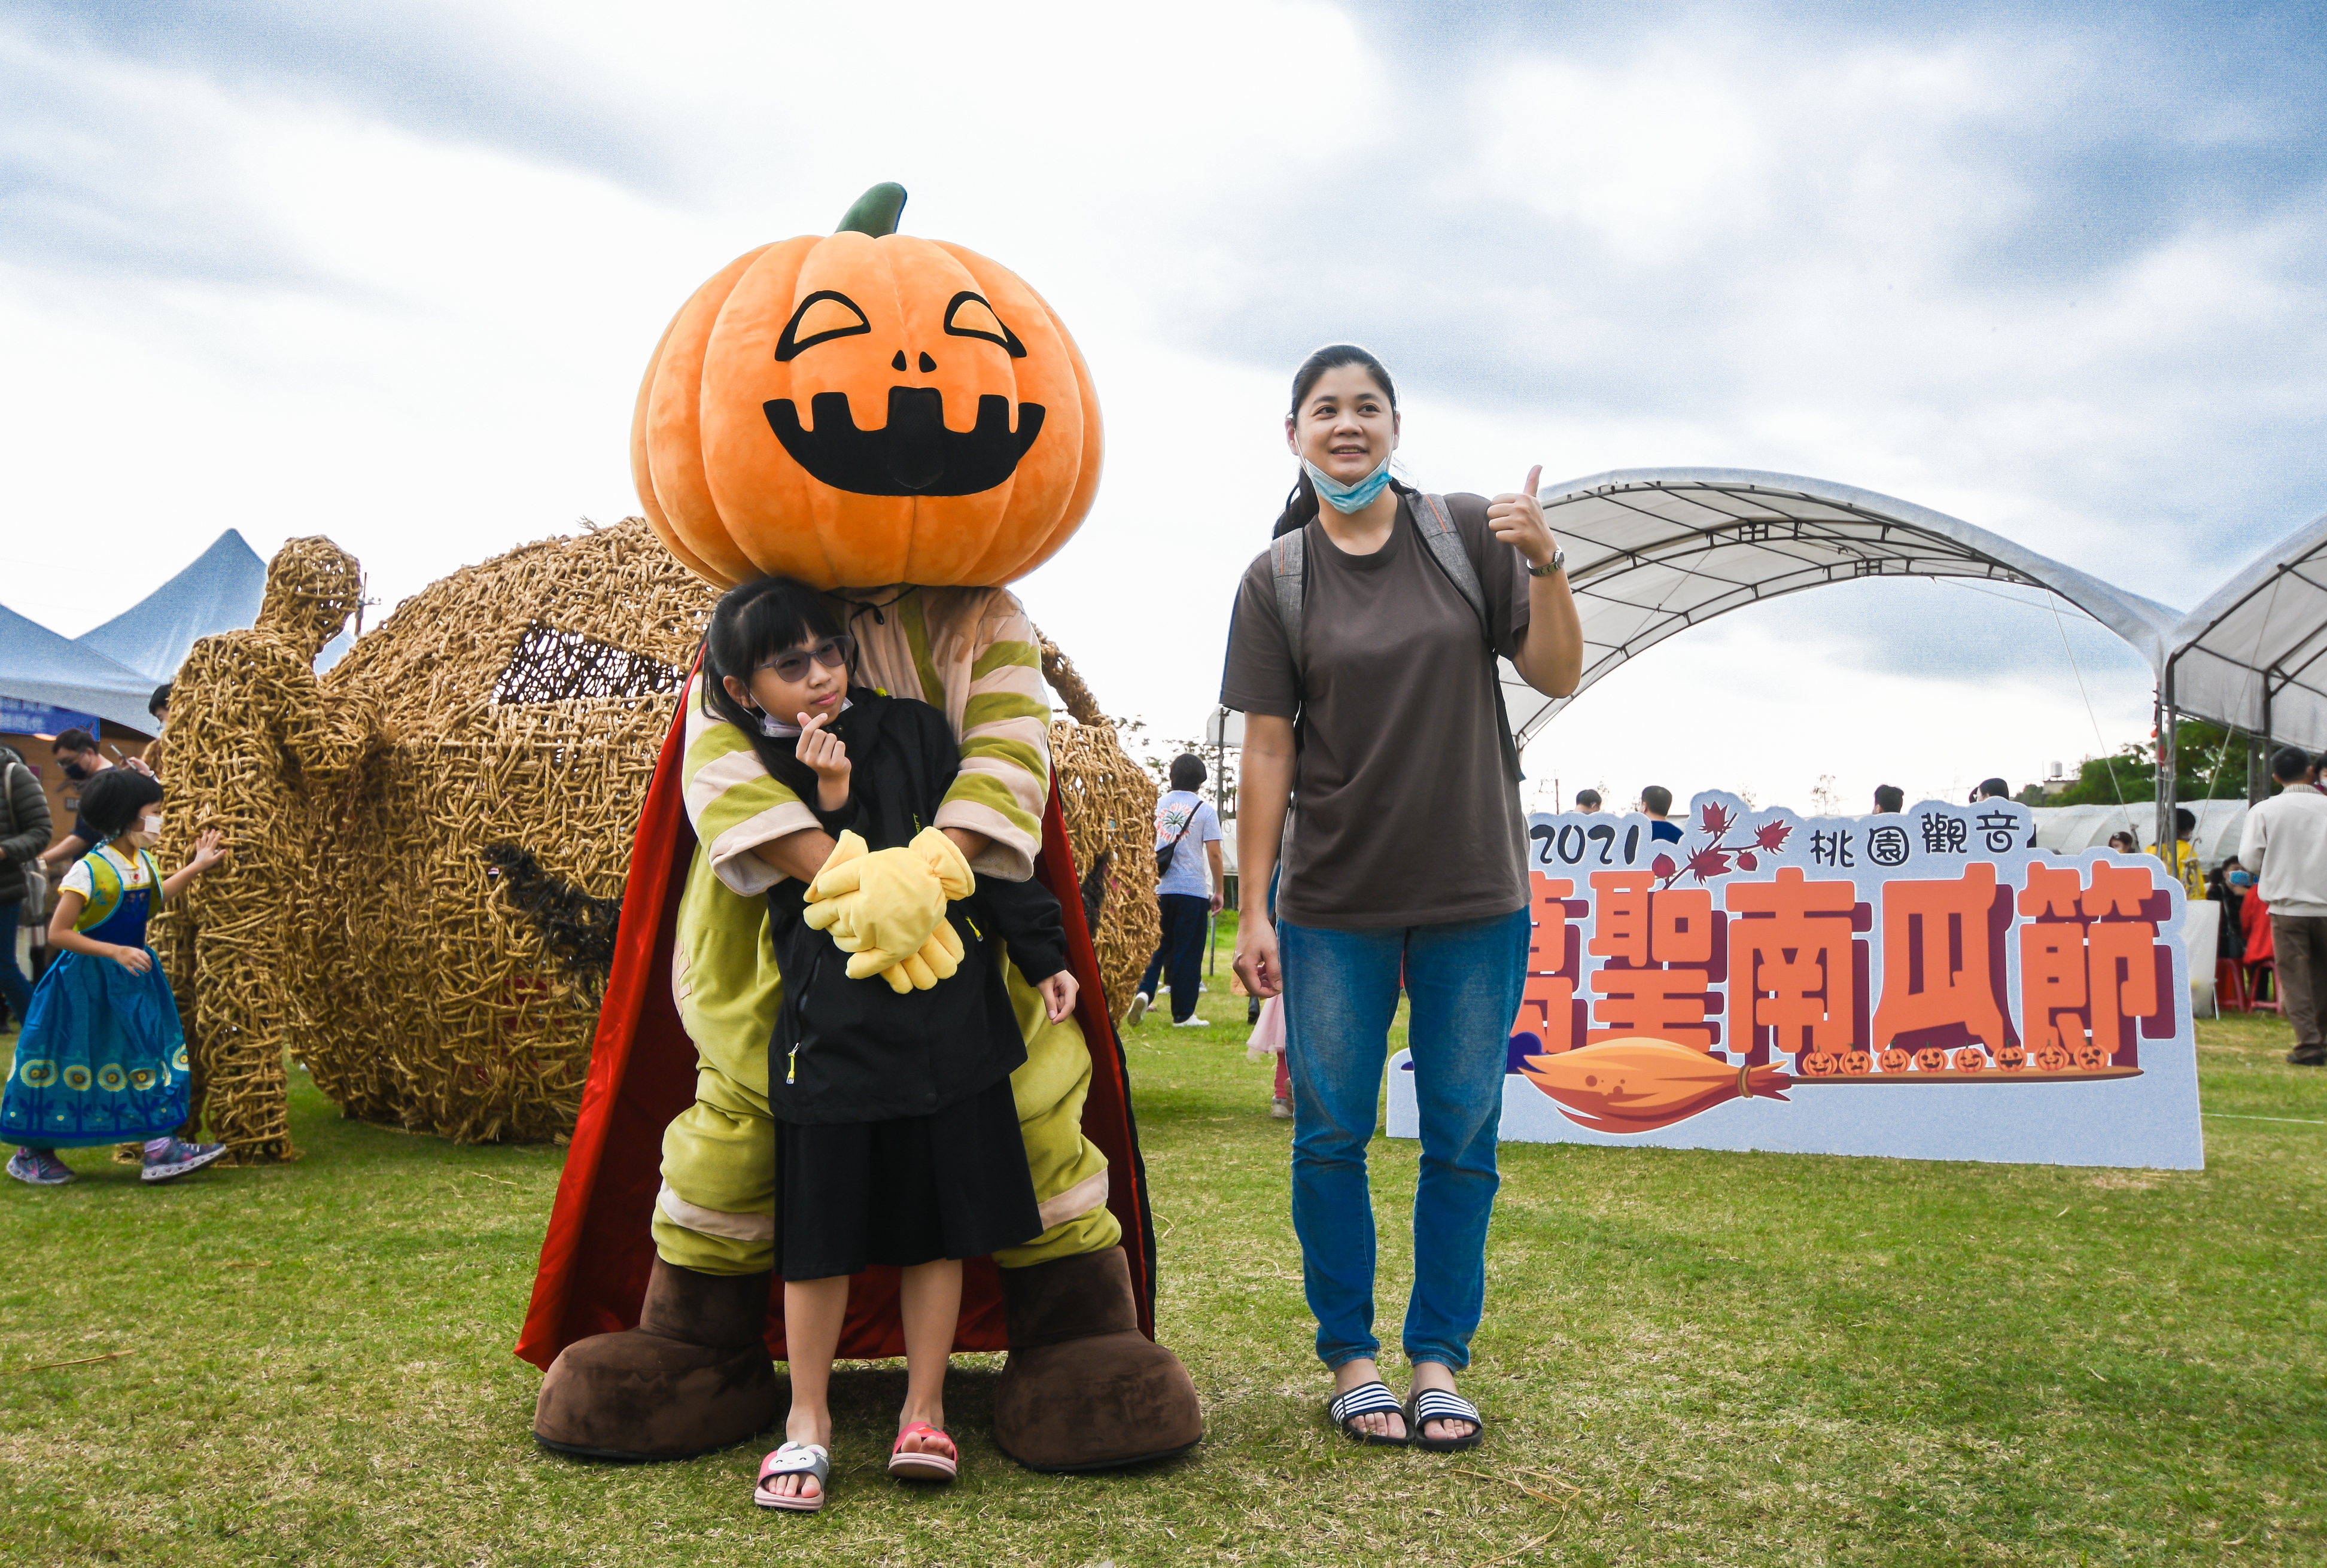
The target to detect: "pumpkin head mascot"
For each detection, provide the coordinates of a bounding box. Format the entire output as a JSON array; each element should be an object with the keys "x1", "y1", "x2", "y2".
[{"x1": 518, "y1": 185, "x2": 1201, "y2": 1471}]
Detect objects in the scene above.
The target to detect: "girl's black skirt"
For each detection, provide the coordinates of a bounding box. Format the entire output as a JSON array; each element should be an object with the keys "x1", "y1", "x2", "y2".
[{"x1": 774, "y1": 1075, "x2": 1042, "y2": 1281}]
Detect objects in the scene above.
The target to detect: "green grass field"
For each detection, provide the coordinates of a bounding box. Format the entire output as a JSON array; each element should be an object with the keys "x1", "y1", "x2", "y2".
[{"x1": 1, "y1": 978, "x2": 2322, "y2": 1566}]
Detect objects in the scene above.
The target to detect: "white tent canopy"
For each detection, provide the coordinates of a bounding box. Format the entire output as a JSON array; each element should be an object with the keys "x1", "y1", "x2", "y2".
[
  {"x1": 2029, "y1": 799, "x2": 2249, "y2": 870},
  {"x1": 2161, "y1": 508, "x2": 2327, "y2": 751},
  {"x1": 1504, "y1": 468, "x2": 2183, "y2": 745}
]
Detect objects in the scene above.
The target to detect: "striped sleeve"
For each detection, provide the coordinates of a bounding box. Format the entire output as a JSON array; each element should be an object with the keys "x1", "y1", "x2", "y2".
[
  {"x1": 935, "y1": 599, "x2": 1050, "y2": 882},
  {"x1": 679, "y1": 674, "x2": 820, "y2": 897}
]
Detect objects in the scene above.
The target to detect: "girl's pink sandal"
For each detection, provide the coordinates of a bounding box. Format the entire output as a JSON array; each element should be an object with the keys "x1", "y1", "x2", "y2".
[{"x1": 887, "y1": 1422, "x2": 958, "y2": 1482}]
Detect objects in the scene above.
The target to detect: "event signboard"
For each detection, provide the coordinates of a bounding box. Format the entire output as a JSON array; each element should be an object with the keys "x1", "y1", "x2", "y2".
[
  {"x1": 0, "y1": 698, "x2": 99, "y2": 739},
  {"x1": 1385, "y1": 793, "x2": 2203, "y2": 1169}
]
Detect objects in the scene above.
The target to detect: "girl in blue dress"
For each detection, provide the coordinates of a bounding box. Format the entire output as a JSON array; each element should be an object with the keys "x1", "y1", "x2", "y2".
[{"x1": 4, "y1": 769, "x2": 230, "y2": 1186}]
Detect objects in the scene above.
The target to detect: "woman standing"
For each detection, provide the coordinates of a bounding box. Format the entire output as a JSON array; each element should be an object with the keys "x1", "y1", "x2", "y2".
[{"x1": 1224, "y1": 345, "x2": 1582, "y2": 1448}]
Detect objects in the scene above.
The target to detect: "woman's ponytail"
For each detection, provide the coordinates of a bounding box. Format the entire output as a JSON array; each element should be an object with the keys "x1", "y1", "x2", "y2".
[{"x1": 1272, "y1": 468, "x2": 1321, "y2": 538}]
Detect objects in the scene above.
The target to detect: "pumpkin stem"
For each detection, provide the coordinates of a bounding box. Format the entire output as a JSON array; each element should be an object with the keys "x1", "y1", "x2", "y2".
[{"x1": 836, "y1": 183, "x2": 907, "y2": 238}]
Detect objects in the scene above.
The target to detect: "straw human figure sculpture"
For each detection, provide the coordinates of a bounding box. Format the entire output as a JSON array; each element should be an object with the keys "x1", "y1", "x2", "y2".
[{"x1": 153, "y1": 536, "x2": 379, "y2": 1163}]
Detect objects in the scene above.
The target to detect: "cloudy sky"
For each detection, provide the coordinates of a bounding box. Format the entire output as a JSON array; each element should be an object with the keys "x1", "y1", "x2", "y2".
[{"x1": 6, "y1": 0, "x2": 2325, "y2": 815}]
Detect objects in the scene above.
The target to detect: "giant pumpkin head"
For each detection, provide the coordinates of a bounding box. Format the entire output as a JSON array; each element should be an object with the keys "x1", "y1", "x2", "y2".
[{"x1": 632, "y1": 183, "x2": 1102, "y2": 589}]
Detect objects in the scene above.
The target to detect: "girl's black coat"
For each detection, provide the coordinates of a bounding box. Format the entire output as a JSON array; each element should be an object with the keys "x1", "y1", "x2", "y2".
[{"x1": 766, "y1": 690, "x2": 1067, "y2": 1126}]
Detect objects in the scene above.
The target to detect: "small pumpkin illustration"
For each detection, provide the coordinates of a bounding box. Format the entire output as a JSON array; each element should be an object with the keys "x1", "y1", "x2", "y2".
[
  {"x1": 1800, "y1": 1052, "x2": 1839, "y2": 1077},
  {"x1": 1842, "y1": 1049, "x2": 1872, "y2": 1075},
  {"x1": 2073, "y1": 1040, "x2": 2110, "y2": 1071},
  {"x1": 1912, "y1": 1046, "x2": 1948, "y2": 1073},
  {"x1": 1878, "y1": 1046, "x2": 1910, "y2": 1074},
  {"x1": 2034, "y1": 1044, "x2": 2071, "y2": 1073},
  {"x1": 1951, "y1": 1046, "x2": 1988, "y2": 1072},
  {"x1": 633, "y1": 182, "x2": 1102, "y2": 589},
  {"x1": 1996, "y1": 1043, "x2": 2027, "y2": 1071}
]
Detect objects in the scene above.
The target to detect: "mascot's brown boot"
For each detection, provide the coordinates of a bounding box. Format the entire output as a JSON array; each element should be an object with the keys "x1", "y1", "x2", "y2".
[
  {"x1": 994, "y1": 1246, "x2": 1203, "y2": 1471},
  {"x1": 533, "y1": 1259, "x2": 780, "y2": 1460}
]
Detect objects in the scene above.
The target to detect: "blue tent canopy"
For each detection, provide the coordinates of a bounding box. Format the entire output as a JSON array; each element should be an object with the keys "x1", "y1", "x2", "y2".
[
  {"x1": 76, "y1": 529, "x2": 268, "y2": 683},
  {"x1": 0, "y1": 599, "x2": 163, "y2": 736}
]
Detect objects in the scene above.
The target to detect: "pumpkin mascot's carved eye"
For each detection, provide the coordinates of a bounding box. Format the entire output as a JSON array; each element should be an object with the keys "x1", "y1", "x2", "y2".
[
  {"x1": 631, "y1": 181, "x2": 1103, "y2": 590},
  {"x1": 774, "y1": 292, "x2": 874, "y2": 360}
]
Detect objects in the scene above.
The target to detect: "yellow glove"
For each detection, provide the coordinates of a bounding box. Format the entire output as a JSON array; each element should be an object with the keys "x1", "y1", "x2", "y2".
[
  {"x1": 804, "y1": 828, "x2": 976, "y2": 982},
  {"x1": 861, "y1": 917, "x2": 968, "y2": 993}
]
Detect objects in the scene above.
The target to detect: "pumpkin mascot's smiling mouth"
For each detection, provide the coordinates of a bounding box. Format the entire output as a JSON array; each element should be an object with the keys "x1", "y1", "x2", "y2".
[{"x1": 763, "y1": 388, "x2": 1046, "y2": 498}]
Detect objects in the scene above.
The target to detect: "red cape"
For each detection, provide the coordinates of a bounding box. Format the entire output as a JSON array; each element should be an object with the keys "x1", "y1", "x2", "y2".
[{"x1": 516, "y1": 695, "x2": 1156, "y2": 1368}]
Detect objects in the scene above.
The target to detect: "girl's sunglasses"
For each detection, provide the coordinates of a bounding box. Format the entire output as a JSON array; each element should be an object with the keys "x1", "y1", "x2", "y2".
[{"x1": 758, "y1": 634, "x2": 854, "y2": 684}]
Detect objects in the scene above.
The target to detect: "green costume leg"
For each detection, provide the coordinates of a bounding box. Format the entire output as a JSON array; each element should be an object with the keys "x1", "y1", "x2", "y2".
[
  {"x1": 994, "y1": 961, "x2": 1121, "y2": 1266},
  {"x1": 651, "y1": 1065, "x2": 775, "y2": 1275}
]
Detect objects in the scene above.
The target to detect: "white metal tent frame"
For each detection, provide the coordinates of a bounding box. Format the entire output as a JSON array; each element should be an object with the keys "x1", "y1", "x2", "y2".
[
  {"x1": 1501, "y1": 468, "x2": 2183, "y2": 748},
  {"x1": 2153, "y1": 507, "x2": 2327, "y2": 861}
]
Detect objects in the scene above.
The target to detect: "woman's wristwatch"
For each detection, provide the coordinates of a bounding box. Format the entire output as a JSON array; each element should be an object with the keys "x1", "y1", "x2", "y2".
[{"x1": 1525, "y1": 547, "x2": 1566, "y2": 577}]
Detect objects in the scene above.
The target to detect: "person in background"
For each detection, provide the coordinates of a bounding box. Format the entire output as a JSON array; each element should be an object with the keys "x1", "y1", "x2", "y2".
[
  {"x1": 2244, "y1": 867, "x2": 2276, "y2": 996},
  {"x1": 35, "y1": 730, "x2": 111, "y2": 876},
  {"x1": 2211, "y1": 857, "x2": 2252, "y2": 968},
  {"x1": 1640, "y1": 785, "x2": 1682, "y2": 843},
  {"x1": 0, "y1": 742, "x2": 53, "y2": 1033},
  {"x1": 2106, "y1": 830, "x2": 2138, "y2": 855},
  {"x1": 2148, "y1": 806, "x2": 2206, "y2": 902},
  {"x1": 2, "y1": 769, "x2": 230, "y2": 1185},
  {"x1": 1872, "y1": 785, "x2": 1904, "y2": 814},
  {"x1": 1128, "y1": 754, "x2": 1224, "y2": 1029},
  {"x1": 2238, "y1": 747, "x2": 2327, "y2": 1066},
  {"x1": 1972, "y1": 777, "x2": 2012, "y2": 802},
  {"x1": 1572, "y1": 789, "x2": 1602, "y2": 815},
  {"x1": 142, "y1": 685, "x2": 174, "y2": 775}
]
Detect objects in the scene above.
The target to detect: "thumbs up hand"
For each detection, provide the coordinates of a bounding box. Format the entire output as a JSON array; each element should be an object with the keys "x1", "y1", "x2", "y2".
[{"x1": 1486, "y1": 464, "x2": 1558, "y2": 572}]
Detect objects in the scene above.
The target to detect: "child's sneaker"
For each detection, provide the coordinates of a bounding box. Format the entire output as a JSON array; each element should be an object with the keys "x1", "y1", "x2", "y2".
[
  {"x1": 141, "y1": 1138, "x2": 227, "y2": 1183},
  {"x1": 1270, "y1": 1096, "x2": 1294, "y2": 1121},
  {"x1": 7, "y1": 1148, "x2": 74, "y2": 1186},
  {"x1": 1124, "y1": 993, "x2": 1152, "y2": 1027},
  {"x1": 1172, "y1": 1016, "x2": 1209, "y2": 1028}
]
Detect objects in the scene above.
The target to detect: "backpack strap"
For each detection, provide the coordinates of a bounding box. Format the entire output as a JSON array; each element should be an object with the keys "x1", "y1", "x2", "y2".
[
  {"x1": 1412, "y1": 494, "x2": 1525, "y2": 784},
  {"x1": 1410, "y1": 492, "x2": 1491, "y2": 629},
  {"x1": 1269, "y1": 529, "x2": 1307, "y2": 694}
]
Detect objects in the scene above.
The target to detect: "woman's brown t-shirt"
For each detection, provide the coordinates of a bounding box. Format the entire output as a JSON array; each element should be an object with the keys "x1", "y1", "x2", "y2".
[{"x1": 1219, "y1": 491, "x2": 1531, "y2": 930}]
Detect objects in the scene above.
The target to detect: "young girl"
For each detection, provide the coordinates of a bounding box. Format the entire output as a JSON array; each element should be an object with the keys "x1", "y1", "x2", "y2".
[
  {"x1": 699, "y1": 577, "x2": 1076, "y2": 1514},
  {"x1": 3, "y1": 769, "x2": 229, "y2": 1185}
]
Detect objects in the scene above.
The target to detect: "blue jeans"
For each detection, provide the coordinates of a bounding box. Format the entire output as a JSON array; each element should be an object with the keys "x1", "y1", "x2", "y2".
[
  {"x1": 0, "y1": 902, "x2": 28, "y2": 1027},
  {"x1": 1137, "y1": 893, "x2": 1211, "y2": 1021},
  {"x1": 1280, "y1": 906, "x2": 1528, "y2": 1371}
]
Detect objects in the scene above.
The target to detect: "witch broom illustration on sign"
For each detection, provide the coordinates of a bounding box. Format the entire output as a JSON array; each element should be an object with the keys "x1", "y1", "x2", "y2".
[{"x1": 1390, "y1": 793, "x2": 2204, "y2": 1168}]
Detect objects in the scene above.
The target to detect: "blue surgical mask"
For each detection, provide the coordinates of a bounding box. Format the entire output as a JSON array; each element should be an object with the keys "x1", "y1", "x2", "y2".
[
  {"x1": 1303, "y1": 455, "x2": 1395, "y2": 514},
  {"x1": 2229, "y1": 869, "x2": 2254, "y2": 888}
]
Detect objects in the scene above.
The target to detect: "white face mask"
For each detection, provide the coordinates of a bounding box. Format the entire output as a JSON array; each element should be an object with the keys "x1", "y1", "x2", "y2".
[{"x1": 142, "y1": 815, "x2": 163, "y2": 838}]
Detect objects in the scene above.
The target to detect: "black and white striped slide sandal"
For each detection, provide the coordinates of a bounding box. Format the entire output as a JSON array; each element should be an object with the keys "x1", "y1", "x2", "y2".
[
  {"x1": 1328, "y1": 1380, "x2": 1410, "y2": 1445},
  {"x1": 1408, "y1": 1387, "x2": 1485, "y2": 1452}
]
